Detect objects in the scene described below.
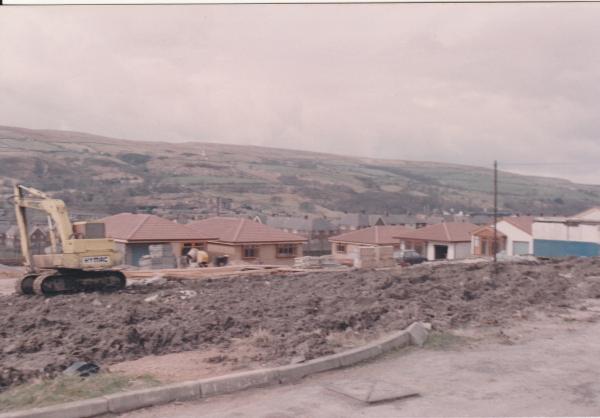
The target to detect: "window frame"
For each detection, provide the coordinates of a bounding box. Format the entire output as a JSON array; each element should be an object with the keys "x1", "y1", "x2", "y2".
[
  {"x1": 242, "y1": 245, "x2": 258, "y2": 259},
  {"x1": 276, "y1": 243, "x2": 296, "y2": 258}
]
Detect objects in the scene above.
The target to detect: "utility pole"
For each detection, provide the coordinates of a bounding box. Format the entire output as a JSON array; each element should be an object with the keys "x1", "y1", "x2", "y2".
[{"x1": 493, "y1": 160, "x2": 498, "y2": 266}]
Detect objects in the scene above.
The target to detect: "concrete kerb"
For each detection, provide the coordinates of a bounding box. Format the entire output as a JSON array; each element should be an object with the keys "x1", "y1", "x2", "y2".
[
  {"x1": 200, "y1": 368, "x2": 280, "y2": 397},
  {"x1": 0, "y1": 322, "x2": 429, "y2": 418},
  {"x1": 104, "y1": 380, "x2": 201, "y2": 414},
  {"x1": 0, "y1": 397, "x2": 108, "y2": 418}
]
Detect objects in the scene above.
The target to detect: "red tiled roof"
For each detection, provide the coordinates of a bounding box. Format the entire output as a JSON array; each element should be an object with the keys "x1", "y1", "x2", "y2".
[
  {"x1": 187, "y1": 217, "x2": 307, "y2": 244},
  {"x1": 101, "y1": 213, "x2": 216, "y2": 242},
  {"x1": 501, "y1": 216, "x2": 534, "y2": 235},
  {"x1": 394, "y1": 222, "x2": 479, "y2": 242},
  {"x1": 471, "y1": 225, "x2": 507, "y2": 238},
  {"x1": 329, "y1": 225, "x2": 415, "y2": 245}
]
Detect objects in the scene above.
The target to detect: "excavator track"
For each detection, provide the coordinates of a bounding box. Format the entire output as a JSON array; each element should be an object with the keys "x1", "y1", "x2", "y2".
[
  {"x1": 30, "y1": 269, "x2": 126, "y2": 296},
  {"x1": 15, "y1": 273, "x2": 40, "y2": 295}
]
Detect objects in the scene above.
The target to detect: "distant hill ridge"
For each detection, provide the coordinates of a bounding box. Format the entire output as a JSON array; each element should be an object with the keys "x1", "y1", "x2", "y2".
[{"x1": 0, "y1": 125, "x2": 598, "y2": 218}]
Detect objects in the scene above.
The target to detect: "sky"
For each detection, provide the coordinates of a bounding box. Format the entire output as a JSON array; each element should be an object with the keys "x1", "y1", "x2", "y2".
[{"x1": 1, "y1": 4, "x2": 600, "y2": 184}]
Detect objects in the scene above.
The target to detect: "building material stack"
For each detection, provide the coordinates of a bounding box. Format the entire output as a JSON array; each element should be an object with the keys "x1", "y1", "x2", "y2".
[
  {"x1": 293, "y1": 255, "x2": 343, "y2": 269},
  {"x1": 352, "y1": 246, "x2": 377, "y2": 269},
  {"x1": 375, "y1": 245, "x2": 396, "y2": 267},
  {"x1": 351, "y1": 245, "x2": 395, "y2": 268},
  {"x1": 293, "y1": 256, "x2": 322, "y2": 269},
  {"x1": 138, "y1": 244, "x2": 177, "y2": 269}
]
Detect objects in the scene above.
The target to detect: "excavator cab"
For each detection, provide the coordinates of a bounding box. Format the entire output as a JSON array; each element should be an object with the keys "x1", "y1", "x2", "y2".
[{"x1": 14, "y1": 184, "x2": 126, "y2": 295}]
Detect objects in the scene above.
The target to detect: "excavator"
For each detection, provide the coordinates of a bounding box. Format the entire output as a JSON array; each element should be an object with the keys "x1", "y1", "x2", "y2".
[{"x1": 13, "y1": 184, "x2": 126, "y2": 296}]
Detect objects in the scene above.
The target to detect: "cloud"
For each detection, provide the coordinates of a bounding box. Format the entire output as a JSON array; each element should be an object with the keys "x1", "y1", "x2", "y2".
[{"x1": 1, "y1": 4, "x2": 599, "y2": 183}]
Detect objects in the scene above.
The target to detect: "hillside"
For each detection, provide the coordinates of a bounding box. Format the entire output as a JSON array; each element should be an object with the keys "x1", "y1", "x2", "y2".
[{"x1": 0, "y1": 125, "x2": 598, "y2": 220}]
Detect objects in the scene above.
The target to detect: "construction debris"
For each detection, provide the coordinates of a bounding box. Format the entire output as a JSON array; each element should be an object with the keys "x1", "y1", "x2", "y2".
[
  {"x1": 63, "y1": 361, "x2": 100, "y2": 377},
  {"x1": 293, "y1": 255, "x2": 343, "y2": 269},
  {"x1": 2, "y1": 257, "x2": 600, "y2": 391}
]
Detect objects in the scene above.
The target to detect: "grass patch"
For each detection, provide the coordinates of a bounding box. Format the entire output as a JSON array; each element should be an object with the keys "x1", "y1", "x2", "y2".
[
  {"x1": 424, "y1": 331, "x2": 469, "y2": 351},
  {"x1": 0, "y1": 372, "x2": 161, "y2": 413}
]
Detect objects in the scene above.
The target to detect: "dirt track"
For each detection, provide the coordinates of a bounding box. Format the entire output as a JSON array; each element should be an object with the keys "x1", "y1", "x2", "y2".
[{"x1": 2, "y1": 257, "x2": 600, "y2": 391}]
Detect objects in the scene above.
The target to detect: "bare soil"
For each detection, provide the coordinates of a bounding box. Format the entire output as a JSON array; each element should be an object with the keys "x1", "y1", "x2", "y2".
[{"x1": 2, "y1": 257, "x2": 600, "y2": 391}]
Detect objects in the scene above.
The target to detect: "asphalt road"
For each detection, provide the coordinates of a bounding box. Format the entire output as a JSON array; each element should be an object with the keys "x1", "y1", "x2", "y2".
[{"x1": 122, "y1": 304, "x2": 600, "y2": 417}]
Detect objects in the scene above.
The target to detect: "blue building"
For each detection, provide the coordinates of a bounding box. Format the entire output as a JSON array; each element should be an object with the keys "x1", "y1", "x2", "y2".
[{"x1": 533, "y1": 208, "x2": 600, "y2": 257}]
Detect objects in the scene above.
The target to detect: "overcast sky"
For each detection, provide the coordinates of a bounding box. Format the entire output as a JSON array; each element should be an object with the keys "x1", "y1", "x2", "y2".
[{"x1": 1, "y1": 4, "x2": 600, "y2": 183}]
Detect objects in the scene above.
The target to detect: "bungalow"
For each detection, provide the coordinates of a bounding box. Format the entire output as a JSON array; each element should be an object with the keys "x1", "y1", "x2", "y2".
[
  {"x1": 329, "y1": 225, "x2": 415, "y2": 262},
  {"x1": 471, "y1": 216, "x2": 534, "y2": 257},
  {"x1": 532, "y1": 208, "x2": 600, "y2": 257},
  {"x1": 265, "y1": 216, "x2": 338, "y2": 256},
  {"x1": 187, "y1": 217, "x2": 307, "y2": 266},
  {"x1": 394, "y1": 222, "x2": 479, "y2": 261},
  {"x1": 101, "y1": 213, "x2": 217, "y2": 266}
]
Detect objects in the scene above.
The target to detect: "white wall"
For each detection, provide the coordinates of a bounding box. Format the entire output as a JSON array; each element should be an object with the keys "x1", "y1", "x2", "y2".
[
  {"x1": 454, "y1": 242, "x2": 471, "y2": 259},
  {"x1": 425, "y1": 241, "x2": 470, "y2": 260},
  {"x1": 533, "y1": 221, "x2": 599, "y2": 243},
  {"x1": 496, "y1": 221, "x2": 533, "y2": 256}
]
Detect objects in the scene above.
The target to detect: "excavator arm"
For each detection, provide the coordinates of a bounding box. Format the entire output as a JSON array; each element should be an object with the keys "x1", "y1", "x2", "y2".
[{"x1": 14, "y1": 184, "x2": 73, "y2": 272}]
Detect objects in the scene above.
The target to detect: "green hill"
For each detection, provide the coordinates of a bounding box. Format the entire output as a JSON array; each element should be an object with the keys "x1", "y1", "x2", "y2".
[{"x1": 0, "y1": 125, "x2": 598, "y2": 219}]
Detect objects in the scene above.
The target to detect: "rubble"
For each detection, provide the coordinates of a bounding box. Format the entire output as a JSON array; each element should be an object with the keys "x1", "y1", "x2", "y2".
[{"x1": 2, "y1": 257, "x2": 600, "y2": 391}]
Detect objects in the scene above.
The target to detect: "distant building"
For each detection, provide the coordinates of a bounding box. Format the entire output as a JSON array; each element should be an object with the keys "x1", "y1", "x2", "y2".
[
  {"x1": 393, "y1": 222, "x2": 480, "y2": 261},
  {"x1": 0, "y1": 223, "x2": 9, "y2": 246},
  {"x1": 265, "y1": 216, "x2": 338, "y2": 255},
  {"x1": 4, "y1": 225, "x2": 50, "y2": 255},
  {"x1": 471, "y1": 216, "x2": 534, "y2": 257},
  {"x1": 101, "y1": 213, "x2": 216, "y2": 266},
  {"x1": 329, "y1": 225, "x2": 414, "y2": 262},
  {"x1": 335, "y1": 213, "x2": 370, "y2": 232},
  {"x1": 533, "y1": 208, "x2": 600, "y2": 257},
  {"x1": 188, "y1": 217, "x2": 307, "y2": 266},
  {"x1": 368, "y1": 214, "x2": 427, "y2": 229}
]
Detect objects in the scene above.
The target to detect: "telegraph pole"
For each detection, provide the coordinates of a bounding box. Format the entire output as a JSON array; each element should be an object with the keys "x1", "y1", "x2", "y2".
[{"x1": 493, "y1": 160, "x2": 498, "y2": 266}]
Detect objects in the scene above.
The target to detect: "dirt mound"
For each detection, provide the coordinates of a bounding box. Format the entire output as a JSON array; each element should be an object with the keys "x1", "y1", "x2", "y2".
[{"x1": 2, "y1": 257, "x2": 600, "y2": 391}]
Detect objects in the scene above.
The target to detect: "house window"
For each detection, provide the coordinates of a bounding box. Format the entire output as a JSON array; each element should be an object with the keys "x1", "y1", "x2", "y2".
[
  {"x1": 242, "y1": 245, "x2": 258, "y2": 258},
  {"x1": 277, "y1": 244, "x2": 296, "y2": 257},
  {"x1": 336, "y1": 243, "x2": 346, "y2": 253}
]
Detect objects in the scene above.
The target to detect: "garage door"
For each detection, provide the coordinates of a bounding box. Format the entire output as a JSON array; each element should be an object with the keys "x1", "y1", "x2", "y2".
[{"x1": 513, "y1": 241, "x2": 529, "y2": 256}]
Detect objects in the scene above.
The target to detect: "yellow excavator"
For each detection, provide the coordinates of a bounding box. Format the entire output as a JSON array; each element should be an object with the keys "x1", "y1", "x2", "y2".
[{"x1": 13, "y1": 184, "x2": 126, "y2": 295}]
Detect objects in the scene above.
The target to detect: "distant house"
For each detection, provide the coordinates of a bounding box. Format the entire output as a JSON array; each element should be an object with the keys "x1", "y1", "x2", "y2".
[
  {"x1": 265, "y1": 216, "x2": 338, "y2": 255},
  {"x1": 329, "y1": 225, "x2": 414, "y2": 262},
  {"x1": 101, "y1": 213, "x2": 217, "y2": 266},
  {"x1": 368, "y1": 214, "x2": 426, "y2": 229},
  {"x1": 4, "y1": 225, "x2": 49, "y2": 255},
  {"x1": 393, "y1": 222, "x2": 480, "y2": 261},
  {"x1": 532, "y1": 208, "x2": 600, "y2": 257},
  {"x1": 187, "y1": 217, "x2": 307, "y2": 266},
  {"x1": 335, "y1": 213, "x2": 370, "y2": 232},
  {"x1": 0, "y1": 223, "x2": 8, "y2": 246},
  {"x1": 471, "y1": 217, "x2": 534, "y2": 257}
]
